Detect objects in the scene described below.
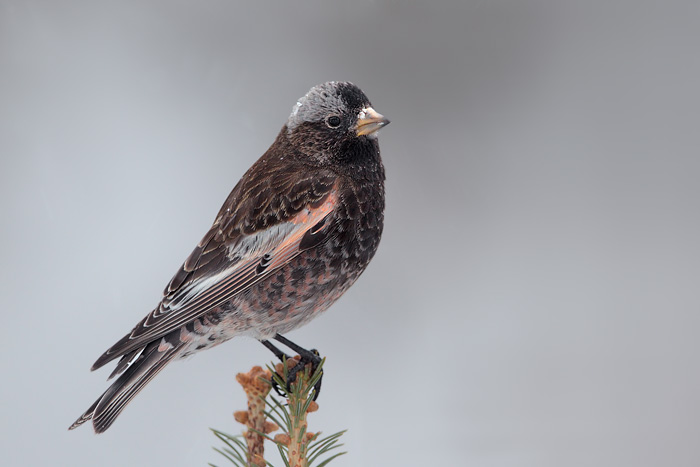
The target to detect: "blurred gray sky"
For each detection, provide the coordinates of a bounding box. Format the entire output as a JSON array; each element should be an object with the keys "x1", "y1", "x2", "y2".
[{"x1": 1, "y1": 1, "x2": 699, "y2": 466}]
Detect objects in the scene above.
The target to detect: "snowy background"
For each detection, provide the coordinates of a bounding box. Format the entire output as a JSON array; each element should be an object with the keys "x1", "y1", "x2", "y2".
[{"x1": 1, "y1": 1, "x2": 699, "y2": 466}]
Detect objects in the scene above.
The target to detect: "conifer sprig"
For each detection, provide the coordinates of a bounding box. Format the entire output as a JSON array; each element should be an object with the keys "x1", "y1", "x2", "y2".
[{"x1": 210, "y1": 357, "x2": 346, "y2": 467}]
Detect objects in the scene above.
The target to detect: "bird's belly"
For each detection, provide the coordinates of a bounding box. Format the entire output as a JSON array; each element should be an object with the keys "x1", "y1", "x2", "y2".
[
  {"x1": 239, "y1": 244, "x2": 364, "y2": 337},
  {"x1": 177, "y1": 244, "x2": 365, "y2": 357}
]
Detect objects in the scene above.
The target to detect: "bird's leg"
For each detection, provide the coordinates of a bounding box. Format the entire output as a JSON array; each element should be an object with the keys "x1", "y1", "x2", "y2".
[
  {"x1": 260, "y1": 339, "x2": 291, "y2": 362},
  {"x1": 259, "y1": 339, "x2": 294, "y2": 398},
  {"x1": 274, "y1": 334, "x2": 323, "y2": 400},
  {"x1": 273, "y1": 334, "x2": 320, "y2": 361},
  {"x1": 258, "y1": 334, "x2": 323, "y2": 400}
]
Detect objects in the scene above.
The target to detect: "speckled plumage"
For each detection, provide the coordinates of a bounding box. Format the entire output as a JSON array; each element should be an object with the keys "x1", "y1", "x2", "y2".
[{"x1": 70, "y1": 82, "x2": 389, "y2": 433}]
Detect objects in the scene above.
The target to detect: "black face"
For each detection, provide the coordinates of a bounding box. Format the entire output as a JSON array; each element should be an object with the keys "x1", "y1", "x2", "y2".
[{"x1": 286, "y1": 82, "x2": 376, "y2": 163}]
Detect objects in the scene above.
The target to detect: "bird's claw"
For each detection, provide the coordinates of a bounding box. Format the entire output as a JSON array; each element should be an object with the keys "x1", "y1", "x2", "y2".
[{"x1": 271, "y1": 350, "x2": 323, "y2": 400}]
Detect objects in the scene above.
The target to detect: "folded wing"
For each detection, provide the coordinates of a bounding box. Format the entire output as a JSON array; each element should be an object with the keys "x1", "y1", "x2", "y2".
[{"x1": 91, "y1": 168, "x2": 339, "y2": 371}]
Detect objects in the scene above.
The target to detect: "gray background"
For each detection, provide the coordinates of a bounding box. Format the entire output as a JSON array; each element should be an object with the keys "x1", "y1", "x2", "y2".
[{"x1": 1, "y1": 1, "x2": 699, "y2": 466}]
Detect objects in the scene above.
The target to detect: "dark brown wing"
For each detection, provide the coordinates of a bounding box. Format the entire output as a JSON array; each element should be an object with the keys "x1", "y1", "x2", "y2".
[{"x1": 91, "y1": 158, "x2": 339, "y2": 371}]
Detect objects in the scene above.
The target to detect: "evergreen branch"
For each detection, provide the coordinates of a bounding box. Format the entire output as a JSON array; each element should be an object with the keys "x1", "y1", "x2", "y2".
[{"x1": 211, "y1": 357, "x2": 346, "y2": 467}]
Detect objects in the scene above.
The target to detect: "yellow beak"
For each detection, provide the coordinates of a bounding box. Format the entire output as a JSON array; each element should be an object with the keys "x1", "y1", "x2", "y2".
[{"x1": 356, "y1": 107, "x2": 390, "y2": 136}]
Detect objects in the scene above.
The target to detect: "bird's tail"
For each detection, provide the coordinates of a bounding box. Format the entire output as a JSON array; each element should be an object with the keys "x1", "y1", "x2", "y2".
[{"x1": 69, "y1": 336, "x2": 183, "y2": 433}]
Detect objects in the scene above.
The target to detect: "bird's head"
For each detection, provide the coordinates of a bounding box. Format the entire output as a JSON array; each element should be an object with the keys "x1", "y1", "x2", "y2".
[{"x1": 285, "y1": 82, "x2": 389, "y2": 164}]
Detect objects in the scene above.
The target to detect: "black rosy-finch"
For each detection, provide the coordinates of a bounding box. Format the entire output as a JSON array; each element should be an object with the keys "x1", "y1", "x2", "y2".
[{"x1": 69, "y1": 81, "x2": 389, "y2": 433}]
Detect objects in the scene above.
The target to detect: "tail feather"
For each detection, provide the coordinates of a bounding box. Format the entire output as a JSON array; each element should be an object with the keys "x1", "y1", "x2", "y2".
[
  {"x1": 107, "y1": 348, "x2": 144, "y2": 380},
  {"x1": 68, "y1": 397, "x2": 100, "y2": 430},
  {"x1": 69, "y1": 336, "x2": 183, "y2": 433}
]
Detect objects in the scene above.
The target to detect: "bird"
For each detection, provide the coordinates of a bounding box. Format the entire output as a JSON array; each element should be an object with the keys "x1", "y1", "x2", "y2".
[{"x1": 69, "y1": 81, "x2": 390, "y2": 433}]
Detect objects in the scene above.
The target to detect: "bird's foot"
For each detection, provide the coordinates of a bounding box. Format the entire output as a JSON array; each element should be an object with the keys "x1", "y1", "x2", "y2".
[
  {"x1": 270, "y1": 350, "x2": 323, "y2": 401},
  {"x1": 287, "y1": 349, "x2": 323, "y2": 399},
  {"x1": 261, "y1": 334, "x2": 324, "y2": 400},
  {"x1": 272, "y1": 349, "x2": 323, "y2": 400}
]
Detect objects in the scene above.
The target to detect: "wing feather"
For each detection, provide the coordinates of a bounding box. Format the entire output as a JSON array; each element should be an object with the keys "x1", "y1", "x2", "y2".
[{"x1": 91, "y1": 173, "x2": 338, "y2": 371}]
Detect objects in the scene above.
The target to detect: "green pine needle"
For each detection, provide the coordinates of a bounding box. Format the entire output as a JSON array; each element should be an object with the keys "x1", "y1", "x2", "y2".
[{"x1": 211, "y1": 358, "x2": 346, "y2": 467}]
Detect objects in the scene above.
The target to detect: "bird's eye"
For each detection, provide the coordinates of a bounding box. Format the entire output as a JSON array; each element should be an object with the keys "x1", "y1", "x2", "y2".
[{"x1": 326, "y1": 115, "x2": 341, "y2": 128}]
